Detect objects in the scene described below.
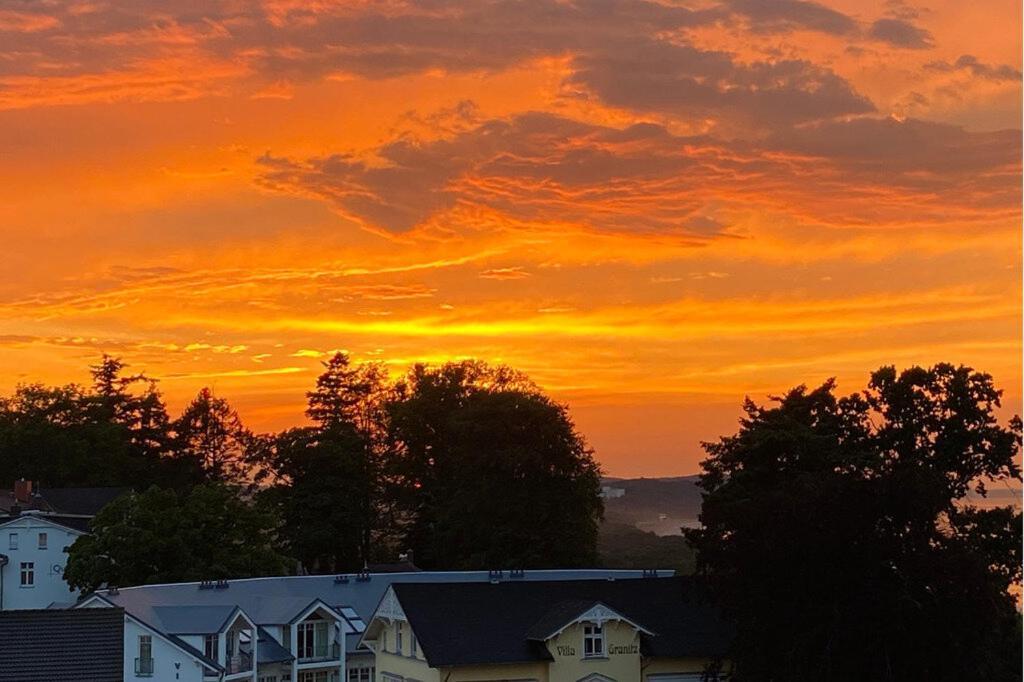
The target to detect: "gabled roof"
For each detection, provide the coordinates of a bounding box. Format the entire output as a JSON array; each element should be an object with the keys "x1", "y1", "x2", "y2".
[
  {"x1": 36, "y1": 488, "x2": 127, "y2": 516},
  {"x1": 0, "y1": 487, "x2": 126, "y2": 517},
  {"x1": 377, "y1": 577, "x2": 732, "y2": 667},
  {"x1": 288, "y1": 598, "x2": 344, "y2": 625},
  {"x1": 0, "y1": 607, "x2": 123, "y2": 682},
  {"x1": 79, "y1": 594, "x2": 223, "y2": 673},
  {"x1": 525, "y1": 600, "x2": 653, "y2": 641},
  {"x1": 89, "y1": 568, "x2": 663, "y2": 630},
  {"x1": 0, "y1": 512, "x2": 90, "y2": 534}
]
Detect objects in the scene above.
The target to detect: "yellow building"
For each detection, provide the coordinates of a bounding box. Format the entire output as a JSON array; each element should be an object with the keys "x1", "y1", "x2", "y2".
[{"x1": 360, "y1": 576, "x2": 731, "y2": 682}]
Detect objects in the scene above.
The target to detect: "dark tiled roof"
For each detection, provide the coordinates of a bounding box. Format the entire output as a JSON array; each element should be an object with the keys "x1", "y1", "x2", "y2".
[
  {"x1": 0, "y1": 607, "x2": 124, "y2": 682},
  {"x1": 391, "y1": 577, "x2": 732, "y2": 667},
  {"x1": 36, "y1": 487, "x2": 128, "y2": 516}
]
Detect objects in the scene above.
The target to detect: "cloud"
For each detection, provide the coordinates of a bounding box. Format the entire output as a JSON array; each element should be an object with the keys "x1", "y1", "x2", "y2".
[
  {"x1": 479, "y1": 267, "x2": 530, "y2": 280},
  {"x1": 258, "y1": 110, "x2": 1019, "y2": 237},
  {"x1": 723, "y1": 0, "x2": 857, "y2": 35},
  {"x1": 257, "y1": 112, "x2": 751, "y2": 237},
  {"x1": 567, "y1": 40, "x2": 874, "y2": 126},
  {"x1": 925, "y1": 55, "x2": 1022, "y2": 83},
  {"x1": 867, "y1": 18, "x2": 934, "y2": 49},
  {"x1": 0, "y1": 0, "x2": 874, "y2": 126}
]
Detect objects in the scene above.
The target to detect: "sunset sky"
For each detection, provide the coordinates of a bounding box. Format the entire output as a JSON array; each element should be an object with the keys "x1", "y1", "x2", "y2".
[{"x1": 0, "y1": 0, "x2": 1020, "y2": 476}]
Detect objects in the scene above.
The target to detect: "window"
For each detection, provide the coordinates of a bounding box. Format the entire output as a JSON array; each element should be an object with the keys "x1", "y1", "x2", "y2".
[
  {"x1": 204, "y1": 634, "x2": 219, "y2": 661},
  {"x1": 8, "y1": 533, "x2": 16, "y2": 550},
  {"x1": 19, "y1": 562, "x2": 33, "y2": 586},
  {"x1": 259, "y1": 677, "x2": 278, "y2": 682},
  {"x1": 381, "y1": 630, "x2": 388, "y2": 653},
  {"x1": 347, "y1": 666, "x2": 374, "y2": 682},
  {"x1": 297, "y1": 620, "x2": 330, "y2": 660},
  {"x1": 395, "y1": 623, "x2": 403, "y2": 655},
  {"x1": 340, "y1": 606, "x2": 366, "y2": 633},
  {"x1": 583, "y1": 623, "x2": 605, "y2": 658},
  {"x1": 37, "y1": 532, "x2": 47, "y2": 549},
  {"x1": 410, "y1": 632, "x2": 417, "y2": 657},
  {"x1": 136, "y1": 634, "x2": 154, "y2": 676}
]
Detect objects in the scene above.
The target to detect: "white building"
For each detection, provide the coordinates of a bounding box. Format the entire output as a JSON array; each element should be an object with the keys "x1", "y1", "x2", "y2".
[
  {"x1": 0, "y1": 479, "x2": 125, "y2": 611},
  {"x1": 0, "y1": 511, "x2": 87, "y2": 610},
  {"x1": 80, "y1": 569, "x2": 666, "y2": 682}
]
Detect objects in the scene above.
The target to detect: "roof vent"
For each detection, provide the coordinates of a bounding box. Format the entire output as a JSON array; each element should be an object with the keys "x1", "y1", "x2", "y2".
[
  {"x1": 215, "y1": 579, "x2": 229, "y2": 589},
  {"x1": 508, "y1": 568, "x2": 525, "y2": 579},
  {"x1": 108, "y1": 586, "x2": 119, "y2": 595},
  {"x1": 642, "y1": 569, "x2": 659, "y2": 578},
  {"x1": 355, "y1": 570, "x2": 370, "y2": 582},
  {"x1": 199, "y1": 580, "x2": 215, "y2": 590},
  {"x1": 334, "y1": 574, "x2": 350, "y2": 584}
]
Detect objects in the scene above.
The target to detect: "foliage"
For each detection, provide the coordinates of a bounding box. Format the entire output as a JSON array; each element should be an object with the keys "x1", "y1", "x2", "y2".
[
  {"x1": 387, "y1": 361, "x2": 603, "y2": 569},
  {"x1": 252, "y1": 423, "x2": 378, "y2": 572},
  {"x1": 171, "y1": 387, "x2": 252, "y2": 485},
  {"x1": 65, "y1": 483, "x2": 288, "y2": 593},
  {"x1": 252, "y1": 352, "x2": 391, "y2": 571},
  {"x1": 687, "y1": 364, "x2": 1023, "y2": 681},
  {"x1": 0, "y1": 356, "x2": 192, "y2": 488}
]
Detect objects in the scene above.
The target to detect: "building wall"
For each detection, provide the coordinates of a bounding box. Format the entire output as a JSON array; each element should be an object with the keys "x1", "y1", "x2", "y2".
[
  {"x1": 545, "y1": 620, "x2": 641, "y2": 682},
  {"x1": 0, "y1": 516, "x2": 82, "y2": 610},
  {"x1": 376, "y1": 625, "x2": 438, "y2": 682},
  {"x1": 442, "y1": 662, "x2": 549, "y2": 682},
  {"x1": 123, "y1": 618, "x2": 209, "y2": 682}
]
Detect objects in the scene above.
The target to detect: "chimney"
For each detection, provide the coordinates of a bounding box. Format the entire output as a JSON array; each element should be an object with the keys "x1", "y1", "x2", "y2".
[{"x1": 14, "y1": 479, "x2": 32, "y2": 504}]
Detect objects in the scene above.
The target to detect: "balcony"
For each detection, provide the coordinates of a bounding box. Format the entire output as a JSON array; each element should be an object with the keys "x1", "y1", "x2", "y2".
[
  {"x1": 226, "y1": 651, "x2": 253, "y2": 675},
  {"x1": 135, "y1": 657, "x2": 154, "y2": 677},
  {"x1": 298, "y1": 641, "x2": 341, "y2": 663}
]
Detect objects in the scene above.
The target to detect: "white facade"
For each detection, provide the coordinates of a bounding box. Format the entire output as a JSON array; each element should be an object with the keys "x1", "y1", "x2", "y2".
[
  {"x1": 0, "y1": 513, "x2": 83, "y2": 610},
  {"x1": 123, "y1": 617, "x2": 211, "y2": 682}
]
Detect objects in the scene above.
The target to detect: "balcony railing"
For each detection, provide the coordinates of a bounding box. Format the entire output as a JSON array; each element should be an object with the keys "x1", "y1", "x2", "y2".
[
  {"x1": 135, "y1": 657, "x2": 154, "y2": 677},
  {"x1": 226, "y1": 650, "x2": 253, "y2": 675},
  {"x1": 298, "y1": 641, "x2": 341, "y2": 662}
]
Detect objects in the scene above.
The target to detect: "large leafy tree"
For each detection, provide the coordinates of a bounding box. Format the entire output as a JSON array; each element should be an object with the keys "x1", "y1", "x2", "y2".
[
  {"x1": 688, "y1": 364, "x2": 1022, "y2": 681},
  {"x1": 65, "y1": 483, "x2": 288, "y2": 593},
  {"x1": 388, "y1": 361, "x2": 603, "y2": 569}
]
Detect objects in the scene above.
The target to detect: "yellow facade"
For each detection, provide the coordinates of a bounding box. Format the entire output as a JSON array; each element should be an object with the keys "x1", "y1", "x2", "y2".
[{"x1": 373, "y1": 617, "x2": 722, "y2": 682}]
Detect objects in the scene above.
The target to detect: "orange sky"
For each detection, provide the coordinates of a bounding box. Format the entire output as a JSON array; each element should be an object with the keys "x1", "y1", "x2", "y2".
[{"x1": 0, "y1": 0, "x2": 1020, "y2": 477}]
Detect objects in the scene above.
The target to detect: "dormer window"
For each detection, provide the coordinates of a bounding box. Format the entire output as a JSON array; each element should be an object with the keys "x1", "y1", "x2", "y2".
[{"x1": 583, "y1": 622, "x2": 605, "y2": 658}]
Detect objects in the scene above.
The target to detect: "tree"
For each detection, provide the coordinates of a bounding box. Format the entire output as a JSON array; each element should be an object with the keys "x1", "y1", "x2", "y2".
[
  {"x1": 0, "y1": 356, "x2": 187, "y2": 489},
  {"x1": 65, "y1": 483, "x2": 288, "y2": 593},
  {"x1": 252, "y1": 352, "x2": 391, "y2": 571},
  {"x1": 253, "y1": 425, "x2": 376, "y2": 573},
  {"x1": 171, "y1": 388, "x2": 252, "y2": 485},
  {"x1": 387, "y1": 361, "x2": 603, "y2": 569},
  {"x1": 687, "y1": 364, "x2": 1022, "y2": 681}
]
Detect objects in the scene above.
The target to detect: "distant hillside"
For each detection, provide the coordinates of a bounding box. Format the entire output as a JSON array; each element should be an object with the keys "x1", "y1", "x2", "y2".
[{"x1": 601, "y1": 475, "x2": 703, "y2": 536}]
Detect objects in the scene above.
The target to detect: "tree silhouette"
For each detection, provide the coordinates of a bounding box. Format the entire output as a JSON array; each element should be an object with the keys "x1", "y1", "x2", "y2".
[{"x1": 688, "y1": 364, "x2": 1022, "y2": 681}]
